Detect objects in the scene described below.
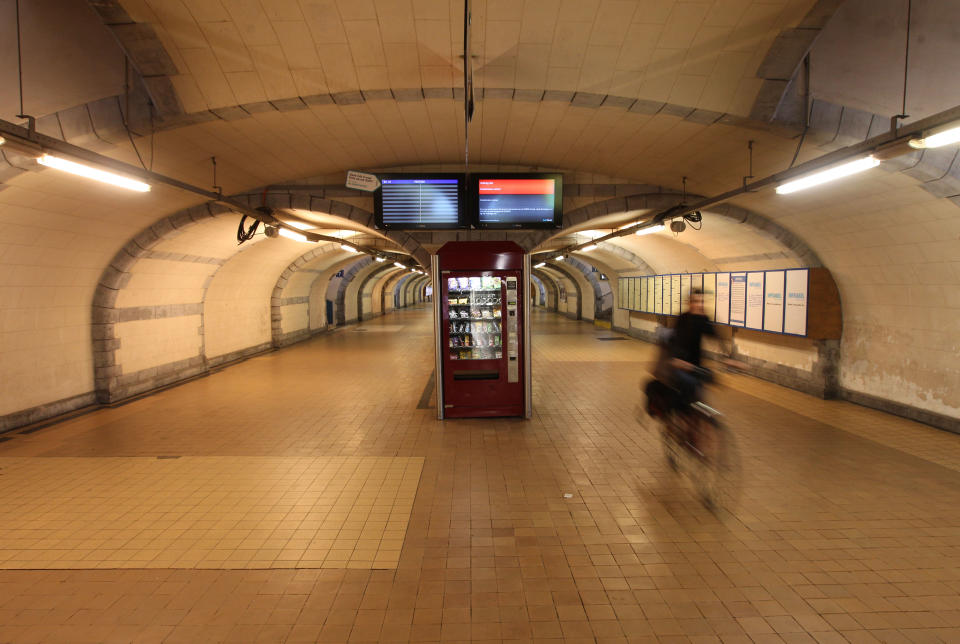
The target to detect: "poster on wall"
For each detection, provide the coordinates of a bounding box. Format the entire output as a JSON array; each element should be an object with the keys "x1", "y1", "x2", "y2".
[
  {"x1": 646, "y1": 277, "x2": 654, "y2": 313},
  {"x1": 729, "y1": 272, "x2": 747, "y2": 326},
  {"x1": 715, "y1": 273, "x2": 730, "y2": 324},
  {"x1": 627, "y1": 278, "x2": 634, "y2": 311},
  {"x1": 670, "y1": 275, "x2": 681, "y2": 315},
  {"x1": 745, "y1": 272, "x2": 765, "y2": 329},
  {"x1": 654, "y1": 276, "x2": 663, "y2": 314},
  {"x1": 662, "y1": 276, "x2": 671, "y2": 314},
  {"x1": 692, "y1": 273, "x2": 703, "y2": 292},
  {"x1": 639, "y1": 278, "x2": 647, "y2": 313},
  {"x1": 630, "y1": 278, "x2": 640, "y2": 310},
  {"x1": 680, "y1": 274, "x2": 691, "y2": 313},
  {"x1": 703, "y1": 273, "x2": 716, "y2": 321},
  {"x1": 763, "y1": 270, "x2": 785, "y2": 333},
  {"x1": 784, "y1": 269, "x2": 809, "y2": 336}
]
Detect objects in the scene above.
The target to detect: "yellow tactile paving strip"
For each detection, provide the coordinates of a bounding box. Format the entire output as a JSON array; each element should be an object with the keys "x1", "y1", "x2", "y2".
[{"x1": 0, "y1": 456, "x2": 422, "y2": 570}]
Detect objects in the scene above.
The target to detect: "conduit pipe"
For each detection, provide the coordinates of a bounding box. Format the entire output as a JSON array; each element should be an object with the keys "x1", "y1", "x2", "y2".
[
  {"x1": 545, "y1": 104, "x2": 960, "y2": 258},
  {"x1": 0, "y1": 117, "x2": 417, "y2": 267}
]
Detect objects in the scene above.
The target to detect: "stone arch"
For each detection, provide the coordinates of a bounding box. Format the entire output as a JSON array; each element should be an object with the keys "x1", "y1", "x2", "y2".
[
  {"x1": 530, "y1": 275, "x2": 546, "y2": 306},
  {"x1": 533, "y1": 193, "x2": 823, "y2": 269},
  {"x1": 334, "y1": 257, "x2": 375, "y2": 325},
  {"x1": 563, "y1": 256, "x2": 611, "y2": 318},
  {"x1": 541, "y1": 262, "x2": 584, "y2": 320},
  {"x1": 532, "y1": 270, "x2": 560, "y2": 311},
  {"x1": 270, "y1": 244, "x2": 348, "y2": 346}
]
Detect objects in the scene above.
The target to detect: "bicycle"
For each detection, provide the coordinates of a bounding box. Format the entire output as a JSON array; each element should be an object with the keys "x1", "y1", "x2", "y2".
[{"x1": 645, "y1": 368, "x2": 740, "y2": 512}]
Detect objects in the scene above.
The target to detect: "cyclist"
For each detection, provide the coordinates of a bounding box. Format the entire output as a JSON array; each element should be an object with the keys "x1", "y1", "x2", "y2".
[{"x1": 667, "y1": 288, "x2": 720, "y2": 407}]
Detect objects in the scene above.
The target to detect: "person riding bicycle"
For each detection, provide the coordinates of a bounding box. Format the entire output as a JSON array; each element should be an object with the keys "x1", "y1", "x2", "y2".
[{"x1": 667, "y1": 288, "x2": 717, "y2": 407}]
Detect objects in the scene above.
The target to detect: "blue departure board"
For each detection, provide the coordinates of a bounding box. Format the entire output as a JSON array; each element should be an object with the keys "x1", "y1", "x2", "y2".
[{"x1": 377, "y1": 176, "x2": 463, "y2": 228}]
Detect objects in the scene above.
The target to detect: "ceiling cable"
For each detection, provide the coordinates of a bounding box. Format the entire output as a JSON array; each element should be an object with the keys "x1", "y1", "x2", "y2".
[
  {"x1": 893, "y1": 0, "x2": 912, "y2": 130},
  {"x1": 15, "y1": 0, "x2": 24, "y2": 118}
]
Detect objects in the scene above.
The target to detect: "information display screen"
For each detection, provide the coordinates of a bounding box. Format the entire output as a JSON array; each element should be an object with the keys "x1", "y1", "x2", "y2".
[
  {"x1": 472, "y1": 174, "x2": 562, "y2": 228},
  {"x1": 375, "y1": 174, "x2": 464, "y2": 229}
]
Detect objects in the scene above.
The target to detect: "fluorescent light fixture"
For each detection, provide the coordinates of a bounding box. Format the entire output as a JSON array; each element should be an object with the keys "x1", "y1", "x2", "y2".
[
  {"x1": 775, "y1": 155, "x2": 880, "y2": 194},
  {"x1": 285, "y1": 220, "x2": 315, "y2": 230},
  {"x1": 534, "y1": 262, "x2": 546, "y2": 268},
  {"x1": 555, "y1": 255, "x2": 564, "y2": 260},
  {"x1": 636, "y1": 224, "x2": 665, "y2": 236},
  {"x1": 909, "y1": 124, "x2": 960, "y2": 149},
  {"x1": 374, "y1": 256, "x2": 386, "y2": 262},
  {"x1": 394, "y1": 262, "x2": 405, "y2": 268},
  {"x1": 0, "y1": 136, "x2": 5, "y2": 146},
  {"x1": 340, "y1": 244, "x2": 358, "y2": 252},
  {"x1": 37, "y1": 154, "x2": 150, "y2": 192},
  {"x1": 580, "y1": 244, "x2": 598, "y2": 252},
  {"x1": 278, "y1": 228, "x2": 310, "y2": 242}
]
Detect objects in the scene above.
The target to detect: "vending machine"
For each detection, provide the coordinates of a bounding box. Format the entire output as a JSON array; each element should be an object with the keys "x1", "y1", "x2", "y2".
[{"x1": 433, "y1": 242, "x2": 532, "y2": 419}]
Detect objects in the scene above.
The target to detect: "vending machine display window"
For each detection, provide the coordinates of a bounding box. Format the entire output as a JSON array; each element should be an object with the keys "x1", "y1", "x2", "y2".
[{"x1": 446, "y1": 276, "x2": 503, "y2": 361}]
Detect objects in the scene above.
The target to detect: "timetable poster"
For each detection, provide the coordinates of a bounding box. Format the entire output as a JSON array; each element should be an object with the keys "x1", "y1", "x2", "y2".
[
  {"x1": 646, "y1": 277, "x2": 655, "y2": 313},
  {"x1": 680, "y1": 274, "x2": 692, "y2": 312},
  {"x1": 745, "y1": 272, "x2": 765, "y2": 330},
  {"x1": 627, "y1": 278, "x2": 634, "y2": 311},
  {"x1": 633, "y1": 278, "x2": 642, "y2": 310},
  {"x1": 662, "y1": 275, "x2": 671, "y2": 314},
  {"x1": 692, "y1": 273, "x2": 703, "y2": 292},
  {"x1": 715, "y1": 273, "x2": 730, "y2": 324},
  {"x1": 671, "y1": 275, "x2": 681, "y2": 314},
  {"x1": 729, "y1": 273, "x2": 747, "y2": 326},
  {"x1": 763, "y1": 271, "x2": 785, "y2": 333},
  {"x1": 784, "y1": 269, "x2": 809, "y2": 336},
  {"x1": 654, "y1": 276, "x2": 663, "y2": 314},
  {"x1": 640, "y1": 278, "x2": 647, "y2": 312},
  {"x1": 703, "y1": 273, "x2": 717, "y2": 321}
]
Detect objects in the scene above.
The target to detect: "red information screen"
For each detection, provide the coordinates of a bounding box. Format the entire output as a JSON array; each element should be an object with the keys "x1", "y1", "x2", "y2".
[
  {"x1": 478, "y1": 179, "x2": 555, "y2": 195},
  {"x1": 477, "y1": 178, "x2": 557, "y2": 225}
]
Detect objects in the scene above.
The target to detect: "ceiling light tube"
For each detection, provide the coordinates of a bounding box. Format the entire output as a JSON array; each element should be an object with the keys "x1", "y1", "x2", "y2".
[
  {"x1": 340, "y1": 244, "x2": 358, "y2": 252},
  {"x1": 285, "y1": 220, "x2": 315, "y2": 230},
  {"x1": 909, "y1": 124, "x2": 960, "y2": 149},
  {"x1": 394, "y1": 262, "x2": 405, "y2": 269},
  {"x1": 775, "y1": 155, "x2": 880, "y2": 194},
  {"x1": 635, "y1": 223, "x2": 665, "y2": 236},
  {"x1": 534, "y1": 262, "x2": 546, "y2": 268},
  {"x1": 37, "y1": 154, "x2": 150, "y2": 192},
  {"x1": 0, "y1": 135, "x2": 5, "y2": 146},
  {"x1": 278, "y1": 228, "x2": 310, "y2": 242},
  {"x1": 555, "y1": 255, "x2": 564, "y2": 260},
  {"x1": 580, "y1": 244, "x2": 598, "y2": 252},
  {"x1": 374, "y1": 256, "x2": 386, "y2": 262}
]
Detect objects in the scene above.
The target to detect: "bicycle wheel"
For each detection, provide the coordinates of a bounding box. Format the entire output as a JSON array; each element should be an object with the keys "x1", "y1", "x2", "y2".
[
  {"x1": 691, "y1": 414, "x2": 741, "y2": 512},
  {"x1": 661, "y1": 417, "x2": 682, "y2": 473}
]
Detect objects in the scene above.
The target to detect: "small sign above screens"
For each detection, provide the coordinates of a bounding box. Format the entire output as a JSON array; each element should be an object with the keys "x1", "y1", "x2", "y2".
[{"x1": 373, "y1": 173, "x2": 562, "y2": 230}]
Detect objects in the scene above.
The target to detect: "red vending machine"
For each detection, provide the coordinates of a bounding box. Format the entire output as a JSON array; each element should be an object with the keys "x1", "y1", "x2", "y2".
[{"x1": 433, "y1": 242, "x2": 531, "y2": 419}]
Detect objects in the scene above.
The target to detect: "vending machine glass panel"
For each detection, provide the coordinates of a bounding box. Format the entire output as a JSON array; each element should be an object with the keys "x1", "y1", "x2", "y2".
[{"x1": 445, "y1": 275, "x2": 503, "y2": 361}]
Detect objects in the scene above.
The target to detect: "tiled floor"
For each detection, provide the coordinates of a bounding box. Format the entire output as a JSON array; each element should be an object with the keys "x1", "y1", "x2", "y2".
[
  {"x1": 0, "y1": 307, "x2": 959, "y2": 643},
  {"x1": 0, "y1": 456, "x2": 422, "y2": 570}
]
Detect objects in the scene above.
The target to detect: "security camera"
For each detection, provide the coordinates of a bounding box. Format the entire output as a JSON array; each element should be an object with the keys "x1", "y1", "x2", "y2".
[
  {"x1": 264, "y1": 226, "x2": 279, "y2": 238},
  {"x1": 670, "y1": 219, "x2": 686, "y2": 233}
]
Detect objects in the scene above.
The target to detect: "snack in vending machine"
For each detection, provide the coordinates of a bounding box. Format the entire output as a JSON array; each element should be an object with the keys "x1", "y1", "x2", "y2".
[{"x1": 448, "y1": 278, "x2": 458, "y2": 291}]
